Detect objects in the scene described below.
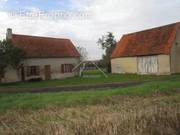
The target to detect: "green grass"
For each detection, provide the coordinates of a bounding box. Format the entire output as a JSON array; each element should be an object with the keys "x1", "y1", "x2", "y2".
[
  {"x1": 82, "y1": 69, "x2": 103, "y2": 74},
  {"x1": 0, "y1": 78, "x2": 180, "y2": 112},
  {"x1": 82, "y1": 69, "x2": 106, "y2": 75},
  {"x1": 0, "y1": 73, "x2": 180, "y2": 89}
]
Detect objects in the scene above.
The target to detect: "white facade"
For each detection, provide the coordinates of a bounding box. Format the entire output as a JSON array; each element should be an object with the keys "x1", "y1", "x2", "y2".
[
  {"x1": 111, "y1": 55, "x2": 171, "y2": 75},
  {"x1": 2, "y1": 57, "x2": 80, "y2": 83}
]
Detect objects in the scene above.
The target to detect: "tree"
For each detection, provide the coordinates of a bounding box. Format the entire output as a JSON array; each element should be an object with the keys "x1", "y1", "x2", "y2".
[
  {"x1": 77, "y1": 46, "x2": 88, "y2": 61},
  {"x1": 97, "y1": 32, "x2": 116, "y2": 73},
  {"x1": 0, "y1": 39, "x2": 25, "y2": 82}
]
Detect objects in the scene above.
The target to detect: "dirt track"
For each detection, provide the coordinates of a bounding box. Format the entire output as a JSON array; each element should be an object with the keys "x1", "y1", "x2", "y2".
[{"x1": 0, "y1": 81, "x2": 146, "y2": 93}]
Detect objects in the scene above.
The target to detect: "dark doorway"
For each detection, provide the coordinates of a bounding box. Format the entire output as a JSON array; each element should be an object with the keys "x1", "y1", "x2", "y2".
[
  {"x1": 21, "y1": 67, "x2": 25, "y2": 81},
  {"x1": 44, "y1": 65, "x2": 51, "y2": 80}
]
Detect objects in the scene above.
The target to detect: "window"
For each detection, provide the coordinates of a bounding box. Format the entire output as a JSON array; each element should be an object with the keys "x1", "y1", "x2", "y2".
[
  {"x1": 61, "y1": 64, "x2": 74, "y2": 73},
  {"x1": 27, "y1": 66, "x2": 40, "y2": 76}
]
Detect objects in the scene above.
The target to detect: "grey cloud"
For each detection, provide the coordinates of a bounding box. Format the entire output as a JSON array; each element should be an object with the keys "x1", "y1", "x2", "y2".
[{"x1": 0, "y1": 0, "x2": 180, "y2": 60}]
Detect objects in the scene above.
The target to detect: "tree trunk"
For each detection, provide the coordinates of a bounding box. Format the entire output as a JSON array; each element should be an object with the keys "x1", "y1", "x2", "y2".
[
  {"x1": 107, "y1": 63, "x2": 111, "y2": 73},
  {"x1": 0, "y1": 69, "x2": 5, "y2": 83}
]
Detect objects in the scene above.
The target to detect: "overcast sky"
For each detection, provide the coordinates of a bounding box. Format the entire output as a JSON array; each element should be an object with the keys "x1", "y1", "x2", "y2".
[{"x1": 0, "y1": 0, "x2": 180, "y2": 60}]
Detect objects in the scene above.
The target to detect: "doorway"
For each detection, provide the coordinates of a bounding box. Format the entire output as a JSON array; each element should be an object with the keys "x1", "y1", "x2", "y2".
[
  {"x1": 138, "y1": 56, "x2": 158, "y2": 74},
  {"x1": 21, "y1": 67, "x2": 25, "y2": 81},
  {"x1": 44, "y1": 65, "x2": 51, "y2": 80}
]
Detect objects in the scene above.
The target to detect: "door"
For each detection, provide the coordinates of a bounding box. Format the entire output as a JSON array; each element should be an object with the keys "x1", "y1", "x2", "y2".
[
  {"x1": 44, "y1": 65, "x2": 51, "y2": 80},
  {"x1": 21, "y1": 67, "x2": 25, "y2": 81},
  {"x1": 138, "y1": 56, "x2": 158, "y2": 74}
]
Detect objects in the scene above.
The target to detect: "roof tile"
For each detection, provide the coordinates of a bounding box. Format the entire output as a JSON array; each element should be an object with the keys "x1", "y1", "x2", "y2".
[
  {"x1": 12, "y1": 34, "x2": 80, "y2": 58},
  {"x1": 111, "y1": 22, "x2": 180, "y2": 58}
]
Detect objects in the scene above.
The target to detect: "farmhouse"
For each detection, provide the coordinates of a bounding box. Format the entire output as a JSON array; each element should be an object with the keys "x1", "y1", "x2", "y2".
[
  {"x1": 111, "y1": 22, "x2": 180, "y2": 75},
  {"x1": 2, "y1": 28, "x2": 80, "y2": 83}
]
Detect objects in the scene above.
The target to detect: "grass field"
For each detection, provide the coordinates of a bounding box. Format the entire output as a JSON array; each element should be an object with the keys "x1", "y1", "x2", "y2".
[
  {"x1": 0, "y1": 89, "x2": 179, "y2": 134},
  {"x1": 0, "y1": 74, "x2": 180, "y2": 135},
  {"x1": 0, "y1": 78, "x2": 180, "y2": 112}
]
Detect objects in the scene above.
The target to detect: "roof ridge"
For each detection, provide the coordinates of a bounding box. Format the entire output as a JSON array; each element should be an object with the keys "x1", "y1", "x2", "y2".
[
  {"x1": 12, "y1": 34, "x2": 70, "y2": 41},
  {"x1": 123, "y1": 22, "x2": 180, "y2": 36},
  {"x1": 111, "y1": 22, "x2": 180, "y2": 58}
]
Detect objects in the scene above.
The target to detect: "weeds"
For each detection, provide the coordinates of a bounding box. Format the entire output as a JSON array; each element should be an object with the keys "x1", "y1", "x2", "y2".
[{"x1": 0, "y1": 93, "x2": 179, "y2": 135}]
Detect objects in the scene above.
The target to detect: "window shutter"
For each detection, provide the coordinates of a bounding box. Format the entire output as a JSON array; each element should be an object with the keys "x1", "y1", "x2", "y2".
[
  {"x1": 61, "y1": 64, "x2": 64, "y2": 73},
  {"x1": 27, "y1": 66, "x2": 30, "y2": 76},
  {"x1": 36, "y1": 66, "x2": 40, "y2": 75},
  {"x1": 70, "y1": 64, "x2": 74, "y2": 72}
]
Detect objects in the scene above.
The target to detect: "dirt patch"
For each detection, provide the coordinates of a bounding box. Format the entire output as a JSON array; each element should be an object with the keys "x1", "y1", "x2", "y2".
[{"x1": 0, "y1": 81, "x2": 146, "y2": 93}]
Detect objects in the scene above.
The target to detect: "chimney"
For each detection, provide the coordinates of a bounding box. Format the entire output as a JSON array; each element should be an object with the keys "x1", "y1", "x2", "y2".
[{"x1": 6, "y1": 28, "x2": 12, "y2": 40}]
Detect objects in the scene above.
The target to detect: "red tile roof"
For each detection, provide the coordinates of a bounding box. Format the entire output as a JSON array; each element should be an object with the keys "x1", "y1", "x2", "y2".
[
  {"x1": 12, "y1": 34, "x2": 80, "y2": 58},
  {"x1": 111, "y1": 22, "x2": 180, "y2": 58}
]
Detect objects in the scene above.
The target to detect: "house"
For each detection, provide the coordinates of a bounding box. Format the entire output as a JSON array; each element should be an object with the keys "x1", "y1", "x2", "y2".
[
  {"x1": 2, "y1": 28, "x2": 80, "y2": 83},
  {"x1": 111, "y1": 22, "x2": 180, "y2": 75}
]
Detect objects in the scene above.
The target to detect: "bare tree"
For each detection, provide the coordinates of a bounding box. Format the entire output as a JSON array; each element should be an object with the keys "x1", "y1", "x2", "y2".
[{"x1": 77, "y1": 46, "x2": 88, "y2": 61}]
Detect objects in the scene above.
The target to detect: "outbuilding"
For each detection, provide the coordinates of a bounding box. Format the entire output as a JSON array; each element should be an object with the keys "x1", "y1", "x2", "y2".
[{"x1": 111, "y1": 22, "x2": 180, "y2": 75}]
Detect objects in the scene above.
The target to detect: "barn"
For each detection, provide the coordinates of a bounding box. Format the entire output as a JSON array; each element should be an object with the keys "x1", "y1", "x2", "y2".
[{"x1": 111, "y1": 22, "x2": 180, "y2": 75}]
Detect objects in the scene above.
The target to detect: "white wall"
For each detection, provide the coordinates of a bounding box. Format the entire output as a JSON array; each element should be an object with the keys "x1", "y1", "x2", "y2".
[
  {"x1": 111, "y1": 57, "x2": 138, "y2": 73},
  {"x1": 3, "y1": 57, "x2": 80, "y2": 83},
  {"x1": 158, "y1": 55, "x2": 171, "y2": 75},
  {"x1": 111, "y1": 55, "x2": 171, "y2": 75},
  {"x1": 2, "y1": 67, "x2": 21, "y2": 83}
]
